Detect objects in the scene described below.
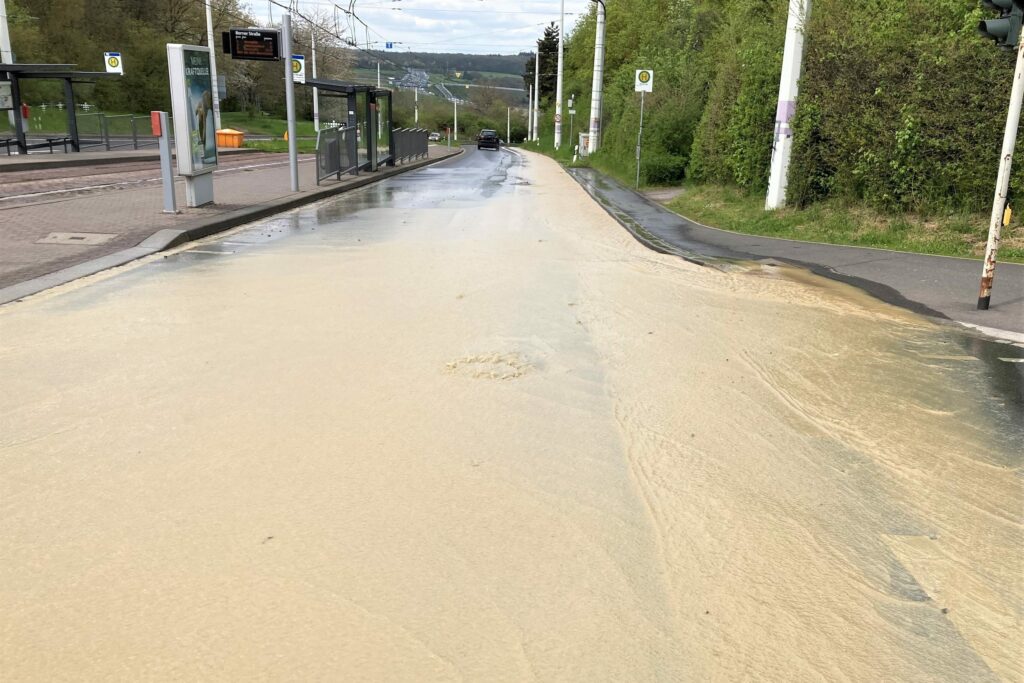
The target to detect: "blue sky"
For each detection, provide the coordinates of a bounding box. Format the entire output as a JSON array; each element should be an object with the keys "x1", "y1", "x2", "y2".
[{"x1": 247, "y1": 1, "x2": 593, "y2": 55}]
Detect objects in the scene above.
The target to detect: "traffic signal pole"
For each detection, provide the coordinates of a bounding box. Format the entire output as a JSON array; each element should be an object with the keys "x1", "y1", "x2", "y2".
[{"x1": 979, "y1": 36, "x2": 1024, "y2": 309}]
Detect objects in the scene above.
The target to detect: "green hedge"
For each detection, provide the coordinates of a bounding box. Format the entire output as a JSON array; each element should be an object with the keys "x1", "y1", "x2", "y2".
[{"x1": 559, "y1": 0, "x2": 1022, "y2": 215}]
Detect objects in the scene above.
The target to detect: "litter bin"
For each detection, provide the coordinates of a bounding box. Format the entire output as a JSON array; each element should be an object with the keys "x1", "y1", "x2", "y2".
[{"x1": 216, "y1": 128, "x2": 245, "y2": 148}]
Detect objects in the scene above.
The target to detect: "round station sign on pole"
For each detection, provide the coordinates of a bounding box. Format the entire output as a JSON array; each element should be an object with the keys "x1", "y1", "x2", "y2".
[
  {"x1": 104, "y1": 52, "x2": 124, "y2": 75},
  {"x1": 634, "y1": 69, "x2": 653, "y2": 92}
]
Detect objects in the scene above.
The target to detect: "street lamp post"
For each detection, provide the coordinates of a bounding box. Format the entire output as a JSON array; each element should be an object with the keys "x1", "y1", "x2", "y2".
[
  {"x1": 533, "y1": 50, "x2": 540, "y2": 141},
  {"x1": 311, "y1": 29, "x2": 320, "y2": 132},
  {"x1": 204, "y1": 0, "x2": 222, "y2": 131}
]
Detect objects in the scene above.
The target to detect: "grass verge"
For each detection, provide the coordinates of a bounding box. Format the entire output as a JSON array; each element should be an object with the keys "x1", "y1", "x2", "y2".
[
  {"x1": 221, "y1": 112, "x2": 317, "y2": 138},
  {"x1": 664, "y1": 184, "x2": 1024, "y2": 263},
  {"x1": 243, "y1": 139, "x2": 318, "y2": 154}
]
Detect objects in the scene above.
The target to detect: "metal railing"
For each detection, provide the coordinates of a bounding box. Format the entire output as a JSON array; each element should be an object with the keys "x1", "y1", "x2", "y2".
[
  {"x1": 77, "y1": 112, "x2": 168, "y2": 151},
  {"x1": 392, "y1": 128, "x2": 429, "y2": 164},
  {"x1": 315, "y1": 125, "x2": 359, "y2": 185},
  {"x1": 100, "y1": 114, "x2": 163, "y2": 150}
]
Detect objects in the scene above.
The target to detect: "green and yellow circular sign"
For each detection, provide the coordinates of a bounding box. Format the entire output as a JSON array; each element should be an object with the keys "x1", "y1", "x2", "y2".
[
  {"x1": 292, "y1": 59, "x2": 302, "y2": 73},
  {"x1": 107, "y1": 56, "x2": 120, "y2": 68},
  {"x1": 638, "y1": 70, "x2": 651, "y2": 84}
]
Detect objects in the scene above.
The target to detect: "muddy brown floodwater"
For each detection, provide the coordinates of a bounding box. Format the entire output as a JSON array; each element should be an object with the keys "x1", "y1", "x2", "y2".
[{"x1": 0, "y1": 149, "x2": 1020, "y2": 681}]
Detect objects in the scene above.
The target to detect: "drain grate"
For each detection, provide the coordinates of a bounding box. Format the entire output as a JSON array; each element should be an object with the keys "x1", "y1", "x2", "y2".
[{"x1": 36, "y1": 232, "x2": 119, "y2": 246}]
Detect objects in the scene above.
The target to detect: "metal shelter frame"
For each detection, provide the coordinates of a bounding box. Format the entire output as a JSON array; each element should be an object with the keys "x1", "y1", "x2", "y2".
[
  {"x1": 303, "y1": 78, "x2": 394, "y2": 171},
  {"x1": 0, "y1": 63, "x2": 120, "y2": 154}
]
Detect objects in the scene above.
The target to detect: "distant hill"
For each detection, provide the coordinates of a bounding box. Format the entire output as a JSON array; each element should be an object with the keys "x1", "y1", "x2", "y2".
[{"x1": 353, "y1": 51, "x2": 528, "y2": 79}]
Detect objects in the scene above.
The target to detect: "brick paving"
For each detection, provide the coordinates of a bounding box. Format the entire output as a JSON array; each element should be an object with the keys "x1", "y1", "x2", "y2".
[{"x1": 0, "y1": 146, "x2": 459, "y2": 290}]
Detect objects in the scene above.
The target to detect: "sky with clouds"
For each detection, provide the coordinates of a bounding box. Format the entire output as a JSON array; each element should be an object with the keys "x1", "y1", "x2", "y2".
[{"x1": 247, "y1": 1, "x2": 594, "y2": 55}]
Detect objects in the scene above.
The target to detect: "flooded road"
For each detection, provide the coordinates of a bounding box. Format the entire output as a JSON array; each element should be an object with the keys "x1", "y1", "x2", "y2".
[{"x1": 1, "y1": 148, "x2": 1021, "y2": 681}]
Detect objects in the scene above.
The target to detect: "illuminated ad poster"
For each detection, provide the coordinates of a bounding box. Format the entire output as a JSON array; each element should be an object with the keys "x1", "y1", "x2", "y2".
[{"x1": 167, "y1": 44, "x2": 218, "y2": 175}]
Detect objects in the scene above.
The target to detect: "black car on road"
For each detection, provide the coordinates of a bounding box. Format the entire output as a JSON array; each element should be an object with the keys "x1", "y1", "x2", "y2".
[{"x1": 476, "y1": 129, "x2": 500, "y2": 151}]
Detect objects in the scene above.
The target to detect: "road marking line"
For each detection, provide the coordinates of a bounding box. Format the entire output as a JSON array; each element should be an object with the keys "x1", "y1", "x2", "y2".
[{"x1": 998, "y1": 357, "x2": 1024, "y2": 363}]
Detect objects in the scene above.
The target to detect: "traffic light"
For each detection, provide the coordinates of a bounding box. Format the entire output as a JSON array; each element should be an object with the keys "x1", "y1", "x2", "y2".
[{"x1": 979, "y1": 0, "x2": 1024, "y2": 48}]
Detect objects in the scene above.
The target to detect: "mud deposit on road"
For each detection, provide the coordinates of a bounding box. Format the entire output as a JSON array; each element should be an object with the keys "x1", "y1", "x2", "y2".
[{"x1": 0, "y1": 150, "x2": 1020, "y2": 680}]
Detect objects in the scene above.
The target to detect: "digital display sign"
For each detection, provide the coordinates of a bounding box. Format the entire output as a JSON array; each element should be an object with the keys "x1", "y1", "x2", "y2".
[{"x1": 222, "y1": 29, "x2": 281, "y2": 61}]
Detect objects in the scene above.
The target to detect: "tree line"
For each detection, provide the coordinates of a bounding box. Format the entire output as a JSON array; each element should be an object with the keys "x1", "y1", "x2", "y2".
[
  {"x1": 539, "y1": 0, "x2": 1022, "y2": 215},
  {"x1": 6, "y1": 0, "x2": 351, "y2": 120}
]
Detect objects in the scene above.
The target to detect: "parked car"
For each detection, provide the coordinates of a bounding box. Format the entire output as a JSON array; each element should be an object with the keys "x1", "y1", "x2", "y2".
[
  {"x1": 428, "y1": 132, "x2": 442, "y2": 142},
  {"x1": 476, "y1": 129, "x2": 500, "y2": 151}
]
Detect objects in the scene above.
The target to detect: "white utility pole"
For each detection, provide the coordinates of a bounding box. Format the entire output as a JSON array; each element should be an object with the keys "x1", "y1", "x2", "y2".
[
  {"x1": 311, "y1": 29, "x2": 319, "y2": 131},
  {"x1": 283, "y1": 13, "x2": 298, "y2": 191},
  {"x1": 0, "y1": 0, "x2": 12, "y2": 64},
  {"x1": 507, "y1": 106, "x2": 510, "y2": 144},
  {"x1": 414, "y1": 88, "x2": 419, "y2": 124},
  {"x1": 765, "y1": 0, "x2": 810, "y2": 210},
  {"x1": 0, "y1": 0, "x2": 14, "y2": 127},
  {"x1": 554, "y1": 0, "x2": 565, "y2": 149},
  {"x1": 978, "y1": 37, "x2": 1024, "y2": 309},
  {"x1": 377, "y1": 62, "x2": 381, "y2": 87},
  {"x1": 205, "y1": 0, "x2": 222, "y2": 130},
  {"x1": 588, "y1": 0, "x2": 606, "y2": 155},
  {"x1": 454, "y1": 99, "x2": 458, "y2": 142},
  {"x1": 528, "y1": 85, "x2": 534, "y2": 140},
  {"x1": 533, "y1": 51, "x2": 540, "y2": 141}
]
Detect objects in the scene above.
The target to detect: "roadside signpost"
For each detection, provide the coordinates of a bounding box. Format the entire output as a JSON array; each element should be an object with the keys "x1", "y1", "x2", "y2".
[
  {"x1": 104, "y1": 52, "x2": 124, "y2": 75},
  {"x1": 291, "y1": 54, "x2": 306, "y2": 84},
  {"x1": 151, "y1": 110, "x2": 177, "y2": 214},
  {"x1": 167, "y1": 44, "x2": 218, "y2": 207},
  {"x1": 219, "y1": 24, "x2": 296, "y2": 191},
  {"x1": 635, "y1": 69, "x2": 653, "y2": 189}
]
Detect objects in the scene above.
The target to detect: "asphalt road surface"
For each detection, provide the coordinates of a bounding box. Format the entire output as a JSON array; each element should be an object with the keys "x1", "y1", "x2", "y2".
[{"x1": 1, "y1": 147, "x2": 1021, "y2": 680}]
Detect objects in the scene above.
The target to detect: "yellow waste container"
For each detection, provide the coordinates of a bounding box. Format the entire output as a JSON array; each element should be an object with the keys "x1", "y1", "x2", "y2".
[{"x1": 216, "y1": 129, "x2": 245, "y2": 148}]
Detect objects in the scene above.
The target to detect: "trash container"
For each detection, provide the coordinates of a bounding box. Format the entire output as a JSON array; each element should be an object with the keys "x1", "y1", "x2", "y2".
[{"x1": 216, "y1": 129, "x2": 245, "y2": 148}]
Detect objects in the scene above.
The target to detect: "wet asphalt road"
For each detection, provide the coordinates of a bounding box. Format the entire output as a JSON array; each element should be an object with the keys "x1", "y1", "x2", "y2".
[
  {"x1": 570, "y1": 168, "x2": 1024, "y2": 338},
  {"x1": 119, "y1": 145, "x2": 1022, "y2": 411},
  {"x1": 18, "y1": 144, "x2": 1024, "y2": 409},
  {"x1": 2, "y1": 144, "x2": 1021, "y2": 679}
]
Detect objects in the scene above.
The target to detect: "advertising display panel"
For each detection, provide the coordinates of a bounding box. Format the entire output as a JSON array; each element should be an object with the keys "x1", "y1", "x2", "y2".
[{"x1": 167, "y1": 44, "x2": 218, "y2": 176}]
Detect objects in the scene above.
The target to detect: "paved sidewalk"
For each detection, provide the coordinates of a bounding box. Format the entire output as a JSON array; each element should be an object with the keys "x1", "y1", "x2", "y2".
[
  {"x1": 0, "y1": 146, "x2": 460, "y2": 302},
  {"x1": 0, "y1": 147, "x2": 256, "y2": 172},
  {"x1": 570, "y1": 167, "x2": 1024, "y2": 339}
]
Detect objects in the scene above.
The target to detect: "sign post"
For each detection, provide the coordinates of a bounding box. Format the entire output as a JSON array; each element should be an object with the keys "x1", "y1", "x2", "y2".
[
  {"x1": 104, "y1": 52, "x2": 124, "y2": 75},
  {"x1": 151, "y1": 111, "x2": 177, "y2": 214},
  {"x1": 634, "y1": 69, "x2": 653, "y2": 189},
  {"x1": 291, "y1": 54, "x2": 305, "y2": 84},
  {"x1": 282, "y1": 14, "x2": 298, "y2": 191},
  {"x1": 167, "y1": 44, "x2": 218, "y2": 207}
]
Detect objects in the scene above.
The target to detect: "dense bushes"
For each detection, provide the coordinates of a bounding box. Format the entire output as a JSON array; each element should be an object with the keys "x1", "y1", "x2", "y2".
[{"x1": 559, "y1": 0, "x2": 1022, "y2": 213}]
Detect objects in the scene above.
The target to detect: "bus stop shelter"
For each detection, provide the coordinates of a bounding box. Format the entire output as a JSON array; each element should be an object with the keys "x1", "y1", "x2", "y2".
[
  {"x1": 304, "y1": 79, "x2": 394, "y2": 171},
  {"x1": 1, "y1": 63, "x2": 119, "y2": 154}
]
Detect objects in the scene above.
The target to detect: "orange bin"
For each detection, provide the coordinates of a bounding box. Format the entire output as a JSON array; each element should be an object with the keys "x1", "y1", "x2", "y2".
[{"x1": 216, "y1": 128, "x2": 245, "y2": 148}]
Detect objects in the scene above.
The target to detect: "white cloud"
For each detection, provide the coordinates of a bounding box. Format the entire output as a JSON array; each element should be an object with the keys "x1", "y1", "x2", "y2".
[{"x1": 251, "y1": 0, "x2": 594, "y2": 55}]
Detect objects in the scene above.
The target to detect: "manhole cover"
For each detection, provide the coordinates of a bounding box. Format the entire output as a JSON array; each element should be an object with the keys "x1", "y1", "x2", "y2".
[{"x1": 36, "y1": 232, "x2": 118, "y2": 246}]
